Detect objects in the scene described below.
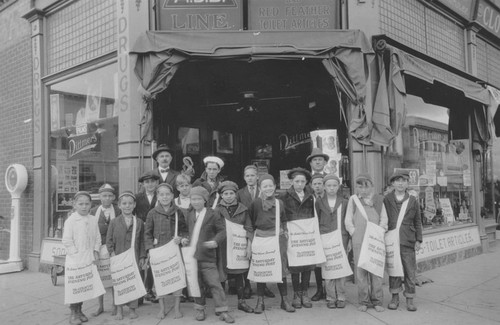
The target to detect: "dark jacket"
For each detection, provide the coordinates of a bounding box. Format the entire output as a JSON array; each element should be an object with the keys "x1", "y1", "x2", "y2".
[
  {"x1": 315, "y1": 195, "x2": 349, "y2": 249},
  {"x1": 279, "y1": 186, "x2": 315, "y2": 221},
  {"x1": 185, "y1": 207, "x2": 226, "y2": 263},
  {"x1": 236, "y1": 185, "x2": 260, "y2": 209},
  {"x1": 90, "y1": 204, "x2": 121, "y2": 245},
  {"x1": 153, "y1": 167, "x2": 180, "y2": 187},
  {"x1": 384, "y1": 191, "x2": 423, "y2": 248},
  {"x1": 106, "y1": 215, "x2": 147, "y2": 262},
  {"x1": 134, "y1": 191, "x2": 157, "y2": 223},
  {"x1": 144, "y1": 204, "x2": 188, "y2": 252},
  {"x1": 192, "y1": 173, "x2": 225, "y2": 208}
]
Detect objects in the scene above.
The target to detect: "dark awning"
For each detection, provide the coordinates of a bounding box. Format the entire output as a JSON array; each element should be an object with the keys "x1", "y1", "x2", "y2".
[{"x1": 130, "y1": 30, "x2": 375, "y2": 142}]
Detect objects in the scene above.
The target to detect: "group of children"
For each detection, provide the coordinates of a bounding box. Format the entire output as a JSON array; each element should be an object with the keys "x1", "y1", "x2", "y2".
[{"x1": 62, "y1": 152, "x2": 422, "y2": 324}]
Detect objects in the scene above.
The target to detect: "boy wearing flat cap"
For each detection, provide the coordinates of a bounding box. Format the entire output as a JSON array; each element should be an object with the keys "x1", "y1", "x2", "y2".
[
  {"x1": 383, "y1": 172, "x2": 422, "y2": 312},
  {"x1": 193, "y1": 156, "x2": 226, "y2": 208},
  {"x1": 153, "y1": 144, "x2": 180, "y2": 188},
  {"x1": 90, "y1": 184, "x2": 120, "y2": 317},
  {"x1": 181, "y1": 186, "x2": 234, "y2": 323}
]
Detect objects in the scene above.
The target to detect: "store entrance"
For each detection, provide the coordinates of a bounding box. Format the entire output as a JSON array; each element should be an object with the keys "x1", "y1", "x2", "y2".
[{"x1": 153, "y1": 59, "x2": 347, "y2": 187}]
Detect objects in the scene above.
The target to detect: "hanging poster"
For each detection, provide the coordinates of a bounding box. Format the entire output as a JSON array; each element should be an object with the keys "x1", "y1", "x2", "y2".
[
  {"x1": 85, "y1": 81, "x2": 102, "y2": 122},
  {"x1": 310, "y1": 129, "x2": 342, "y2": 177},
  {"x1": 439, "y1": 198, "x2": 455, "y2": 224},
  {"x1": 280, "y1": 170, "x2": 291, "y2": 190},
  {"x1": 54, "y1": 150, "x2": 79, "y2": 211}
]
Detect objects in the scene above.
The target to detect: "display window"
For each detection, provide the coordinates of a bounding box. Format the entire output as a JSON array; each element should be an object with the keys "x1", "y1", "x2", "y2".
[
  {"x1": 384, "y1": 94, "x2": 474, "y2": 230},
  {"x1": 47, "y1": 63, "x2": 119, "y2": 238}
]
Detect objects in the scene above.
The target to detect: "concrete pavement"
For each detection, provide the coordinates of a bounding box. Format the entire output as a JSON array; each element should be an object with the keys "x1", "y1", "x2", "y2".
[{"x1": 1, "y1": 242, "x2": 499, "y2": 325}]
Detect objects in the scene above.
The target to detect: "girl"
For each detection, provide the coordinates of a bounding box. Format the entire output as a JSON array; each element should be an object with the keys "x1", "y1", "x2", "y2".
[
  {"x1": 279, "y1": 167, "x2": 315, "y2": 309},
  {"x1": 249, "y1": 174, "x2": 295, "y2": 314},
  {"x1": 144, "y1": 183, "x2": 188, "y2": 319},
  {"x1": 216, "y1": 181, "x2": 254, "y2": 313},
  {"x1": 106, "y1": 191, "x2": 146, "y2": 320},
  {"x1": 345, "y1": 173, "x2": 388, "y2": 312}
]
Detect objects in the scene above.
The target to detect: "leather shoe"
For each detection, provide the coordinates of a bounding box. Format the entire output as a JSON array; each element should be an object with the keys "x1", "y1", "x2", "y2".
[
  {"x1": 327, "y1": 301, "x2": 337, "y2": 309},
  {"x1": 280, "y1": 298, "x2": 295, "y2": 313},
  {"x1": 311, "y1": 288, "x2": 324, "y2": 301},
  {"x1": 195, "y1": 310, "x2": 206, "y2": 321},
  {"x1": 238, "y1": 300, "x2": 254, "y2": 313},
  {"x1": 254, "y1": 296, "x2": 265, "y2": 314},
  {"x1": 292, "y1": 292, "x2": 302, "y2": 309},
  {"x1": 219, "y1": 312, "x2": 235, "y2": 324},
  {"x1": 263, "y1": 287, "x2": 275, "y2": 298},
  {"x1": 301, "y1": 294, "x2": 312, "y2": 308},
  {"x1": 336, "y1": 300, "x2": 346, "y2": 308}
]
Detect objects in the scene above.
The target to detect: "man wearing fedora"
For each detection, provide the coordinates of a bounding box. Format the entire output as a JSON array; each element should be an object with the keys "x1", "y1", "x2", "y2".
[
  {"x1": 307, "y1": 148, "x2": 330, "y2": 177},
  {"x1": 153, "y1": 144, "x2": 180, "y2": 189}
]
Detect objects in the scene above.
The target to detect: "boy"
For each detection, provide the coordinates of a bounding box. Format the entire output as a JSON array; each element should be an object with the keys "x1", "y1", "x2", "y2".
[
  {"x1": 384, "y1": 172, "x2": 422, "y2": 312},
  {"x1": 315, "y1": 175, "x2": 349, "y2": 308},
  {"x1": 106, "y1": 191, "x2": 147, "y2": 320},
  {"x1": 145, "y1": 183, "x2": 188, "y2": 319},
  {"x1": 90, "y1": 184, "x2": 120, "y2": 316},
  {"x1": 175, "y1": 174, "x2": 192, "y2": 210},
  {"x1": 310, "y1": 174, "x2": 326, "y2": 301},
  {"x1": 62, "y1": 191, "x2": 101, "y2": 325},
  {"x1": 181, "y1": 186, "x2": 235, "y2": 323}
]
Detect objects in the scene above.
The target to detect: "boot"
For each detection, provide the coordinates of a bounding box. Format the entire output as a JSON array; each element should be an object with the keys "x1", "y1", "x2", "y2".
[
  {"x1": 388, "y1": 294, "x2": 399, "y2": 310},
  {"x1": 76, "y1": 305, "x2": 88, "y2": 323},
  {"x1": 280, "y1": 296, "x2": 295, "y2": 313},
  {"x1": 219, "y1": 312, "x2": 235, "y2": 324},
  {"x1": 292, "y1": 292, "x2": 302, "y2": 309},
  {"x1": 406, "y1": 298, "x2": 417, "y2": 312},
  {"x1": 254, "y1": 296, "x2": 265, "y2": 314},
  {"x1": 311, "y1": 286, "x2": 323, "y2": 301},
  {"x1": 301, "y1": 292, "x2": 312, "y2": 308},
  {"x1": 69, "y1": 307, "x2": 82, "y2": 325},
  {"x1": 243, "y1": 284, "x2": 253, "y2": 299},
  {"x1": 238, "y1": 299, "x2": 254, "y2": 313}
]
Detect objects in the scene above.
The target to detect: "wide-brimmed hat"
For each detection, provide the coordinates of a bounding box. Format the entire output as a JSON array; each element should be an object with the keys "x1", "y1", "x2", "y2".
[
  {"x1": 306, "y1": 148, "x2": 330, "y2": 164},
  {"x1": 389, "y1": 171, "x2": 409, "y2": 183},
  {"x1": 138, "y1": 170, "x2": 160, "y2": 183},
  {"x1": 287, "y1": 167, "x2": 312, "y2": 183},
  {"x1": 203, "y1": 156, "x2": 224, "y2": 169},
  {"x1": 152, "y1": 144, "x2": 173, "y2": 160}
]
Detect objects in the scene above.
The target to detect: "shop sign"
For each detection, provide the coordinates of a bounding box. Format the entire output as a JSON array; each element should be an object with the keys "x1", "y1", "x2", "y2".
[
  {"x1": 68, "y1": 132, "x2": 100, "y2": 159},
  {"x1": 279, "y1": 132, "x2": 311, "y2": 152},
  {"x1": 416, "y1": 227, "x2": 480, "y2": 261},
  {"x1": 475, "y1": 0, "x2": 500, "y2": 39},
  {"x1": 157, "y1": 0, "x2": 243, "y2": 30},
  {"x1": 410, "y1": 126, "x2": 448, "y2": 147},
  {"x1": 248, "y1": 0, "x2": 340, "y2": 31},
  {"x1": 437, "y1": 0, "x2": 476, "y2": 20}
]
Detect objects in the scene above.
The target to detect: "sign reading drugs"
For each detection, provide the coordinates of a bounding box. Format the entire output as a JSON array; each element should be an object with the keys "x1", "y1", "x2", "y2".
[
  {"x1": 64, "y1": 263, "x2": 105, "y2": 304},
  {"x1": 149, "y1": 241, "x2": 186, "y2": 296}
]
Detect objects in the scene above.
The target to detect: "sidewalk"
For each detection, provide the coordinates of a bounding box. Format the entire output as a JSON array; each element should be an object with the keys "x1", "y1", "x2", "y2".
[{"x1": 1, "y1": 242, "x2": 499, "y2": 325}]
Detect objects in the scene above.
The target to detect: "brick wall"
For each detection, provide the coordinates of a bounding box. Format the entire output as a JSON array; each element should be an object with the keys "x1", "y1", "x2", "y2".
[{"x1": 0, "y1": 0, "x2": 34, "y2": 266}]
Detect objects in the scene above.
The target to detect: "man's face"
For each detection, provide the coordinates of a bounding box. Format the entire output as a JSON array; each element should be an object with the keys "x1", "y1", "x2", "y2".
[
  {"x1": 156, "y1": 151, "x2": 173, "y2": 168},
  {"x1": 99, "y1": 192, "x2": 115, "y2": 207},
  {"x1": 244, "y1": 169, "x2": 258, "y2": 186},
  {"x1": 143, "y1": 178, "x2": 158, "y2": 193},
  {"x1": 311, "y1": 178, "x2": 324, "y2": 195},
  {"x1": 205, "y1": 162, "x2": 220, "y2": 180},
  {"x1": 310, "y1": 157, "x2": 327, "y2": 172}
]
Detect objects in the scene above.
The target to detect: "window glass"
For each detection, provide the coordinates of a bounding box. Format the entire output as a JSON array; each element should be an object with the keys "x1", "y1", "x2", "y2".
[
  {"x1": 48, "y1": 64, "x2": 118, "y2": 238},
  {"x1": 384, "y1": 95, "x2": 473, "y2": 230}
]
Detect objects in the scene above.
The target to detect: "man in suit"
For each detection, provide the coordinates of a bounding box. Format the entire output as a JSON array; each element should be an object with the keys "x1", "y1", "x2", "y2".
[
  {"x1": 153, "y1": 144, "x2": 180, "y2": 189},
  {"x1": 384, "y1": 172, "x2": 423, "y2": 312},
  {"x1": 307, "y1": 148, "x2": 330, "y2": 176}
]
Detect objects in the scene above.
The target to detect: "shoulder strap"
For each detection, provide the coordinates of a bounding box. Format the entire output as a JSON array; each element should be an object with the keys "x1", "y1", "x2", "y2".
[
  {"x1": 275, "y1": 199, "x2": 280, "y2": 238},
  {"x1": 131, "y1": 216, "x2": 137, "y2": 254},
  {"x1": 395, "y1": 198, "x2": 410, "y2": 230},
  {"x1": 351, "y1": 195, "x2": 369, "y2": 221},
  {"x1": 211, "y1": 193, "x2": 220, "y2": 209},
  {"x1": 175, "y1": 210, "x2": 179, "y2": 238}
]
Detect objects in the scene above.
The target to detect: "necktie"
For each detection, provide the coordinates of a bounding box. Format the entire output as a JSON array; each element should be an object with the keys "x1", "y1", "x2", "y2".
[
  {"x1": 249, "y1": 186, "x2": 255, "y2": 199},
  {"x1": 160, "y1": 169, "x2": 168, "y2": 173}
]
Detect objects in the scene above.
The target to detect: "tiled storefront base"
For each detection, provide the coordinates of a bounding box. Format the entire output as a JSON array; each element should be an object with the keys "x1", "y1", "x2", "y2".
[{"x1": 417, "y1": 245, "x2": 483, "y2": 273}]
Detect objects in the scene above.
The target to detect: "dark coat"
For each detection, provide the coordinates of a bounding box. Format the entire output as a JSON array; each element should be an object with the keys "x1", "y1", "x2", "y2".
[
  {"x1": 236, "y1": 185, "x2": 260, "y2": 209},
  {"x1": 279, "y1": 186, "x2": 315, "y2": 222},
  {"x1": 134, "y1": 191, "x2": 157, "y2": 223},
  {"x1": 90, "y1": 204, "x2": 121, "y2": 245},
  {"x1": 185, "y1": 207, "x2": 226, "y2": 263},
  {"x1": 384, "y1": 192, "x2": 423, "y2": 248},
  {"x1": 153, "y1": 167, "x2": 180, "y2": 187},
  {"x1": 144, "y1": 204, "x2": 188, "y2": 252},
  {"x1": 106, "y1": 215, "x2": 147, "y2": 262},
  {"x1": 192, "y1": 173, "x2": 225, "y2": 208},
  {"x1": 315, "y1": 195, "x2": 349, "y2": 249}
]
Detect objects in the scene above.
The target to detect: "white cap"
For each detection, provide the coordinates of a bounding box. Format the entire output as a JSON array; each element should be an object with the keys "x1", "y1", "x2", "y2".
[{"x1": 203, "y1": 156, "x2": 224, "y2": 169}]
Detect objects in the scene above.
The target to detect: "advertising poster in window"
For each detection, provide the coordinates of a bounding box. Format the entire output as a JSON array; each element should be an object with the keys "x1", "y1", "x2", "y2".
[
  {"x1": 445, "y1": 139, "x2": 471, "y2": 185},
  {"x1": 310, "y1": 129, "x2": 342, "y2": 177},
  {"x1": 55, "y1": 149, "x2": 79, "y2": 211},
  {"x1": 85, "y1": 81, "x2": 102, "y2": 122}
]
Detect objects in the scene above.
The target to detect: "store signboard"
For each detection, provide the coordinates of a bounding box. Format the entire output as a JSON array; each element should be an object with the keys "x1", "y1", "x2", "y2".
[
  {"x1": 416, "y1": 227, "x2": 480, "y2": 261},
  {"x1": 437, "y1": 0, "x2": 476, "y2": 20},
  {"x1": 157, "y1": 0, "x2": 243, "y2": 31},
  {"x1": 248, "y1": 0, "x2": 340, "y2": 31},
  {"x1": 475, "y1": 0, "x2": 500, "y2": 39},
  {"x1": 40, "y1": 238, "x2": 67, "y2": 264}
]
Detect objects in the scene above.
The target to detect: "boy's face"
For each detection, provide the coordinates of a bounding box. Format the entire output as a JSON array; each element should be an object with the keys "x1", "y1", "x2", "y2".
[
  {"x1": 177, "y1": 182, "x2": 191, "y2": 196},
  {"x1": 292, "y1": 175, "x2": 307, "y2": 192},
  {"x1": 190, "y1": 195, "x2": 206, "y2": 211},
  {"x1": 259, "y1": 179, "x2": 276, "y2": 198},
  {"x1": 221, "y1": 190, "x2": 236, "y2": 204},
  {"x1": 356, "y1": 182, "x2": 373, "y2": 198},
  {"x1": 311, "y1": 178, "x2": 324, "y2": 195},
  {"x1": 119, "y1": 196, "x2": 136, "y2": 215},
  {"x1": 205, "y1": 162, "x2": 220, "y2": 180},
  {"x1": 143, "y1": 178, "x2": 158, "y2": 193},
  {"x1": 99, "y1": 192, "x2": 115, "y2": 207},
  {"x1": 392, "y1": 177, "x2": 409, "y2": 193},
  {"x1": 325, "y1": 179, "x2": 340, "y2": 196},
  {"x1": 156, "y1": 151, "x2": 172, "y2": 168},
  {"x1": 74, "y1": 196, "x2": 91, "y2": 215},
  {"x1": 244, "y1": 169, "x2": 258, "y2": 186},
  {"x1": 157, "y1": 187, "x2": 174, "y2": 207}
]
